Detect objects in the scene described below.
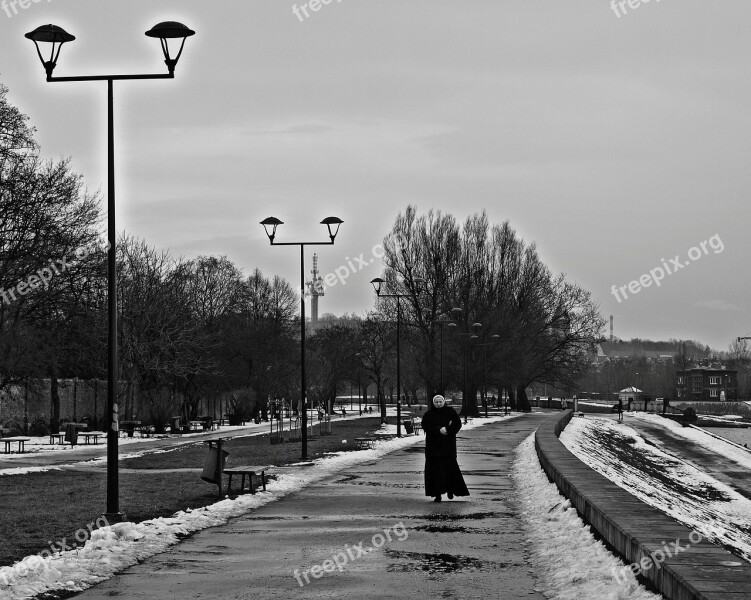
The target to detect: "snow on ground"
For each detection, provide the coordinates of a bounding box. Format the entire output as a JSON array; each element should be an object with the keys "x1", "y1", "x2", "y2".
[
  {"x1": 512, "y1": 433, "x2": 661, "y2": 600},
  {"x1": 561, "y1": 416, "x2": 751, "y2": 564},
  {"x1": 578, "y1": 401, "x2": 615, "y2": 408},
  {"x1": 0, "y1": 414, "x2": 516, "y2": 600},
  {"x1": 631, "y1": 413, "x2": 751, "y2": 470}
]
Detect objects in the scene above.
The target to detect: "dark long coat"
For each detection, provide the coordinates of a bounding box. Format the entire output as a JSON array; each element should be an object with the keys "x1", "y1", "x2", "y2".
[{"x1": 420, "y1": 405, "x2": 469, "y2": 497}]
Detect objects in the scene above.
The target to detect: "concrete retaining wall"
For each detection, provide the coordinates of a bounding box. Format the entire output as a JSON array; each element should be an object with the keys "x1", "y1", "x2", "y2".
[{"x1": 535, "y1": 410, "x2": 751, "y2": 599}]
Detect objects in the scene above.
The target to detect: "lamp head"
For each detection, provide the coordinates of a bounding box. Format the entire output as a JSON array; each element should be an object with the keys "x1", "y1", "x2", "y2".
[
  {"x1": 260, "y1": 217, "x2": 283, "y2": 243},
  {"x1": 321, "y1": 216, "x2": 343, "y2": 242},
  {"x1": 472, "y1": 322, "x2": 482, "y2": 329},
  {"x1": 370, "y1": 277, "x2": 385, "y2": 296},
  {"x1": 25, "y1": 24, "x2": 75, "y2": 78},
  {"x1": 145, "y1": 21, "x2": 195, "y2": 74}
]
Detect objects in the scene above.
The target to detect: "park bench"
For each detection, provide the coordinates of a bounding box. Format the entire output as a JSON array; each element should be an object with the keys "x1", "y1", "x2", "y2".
[
  {"x1": 78, "y1": 431, "x2": 105, "y2": 445},
  {"x1": 223, "y1": 465, "x2": 272, "y2": 494},
  {"x1": 49, "y1": 433, "x2": 66, "y2": 445},
  {"x1": 355, "y1": 437, "x2": 376, "y2": 449},
  {"x1": 2, "y1": 437, "x2": 30, "y2": 454},
  {"x1": 120, "y1": 420, "x2": 142, "y2": 438}
]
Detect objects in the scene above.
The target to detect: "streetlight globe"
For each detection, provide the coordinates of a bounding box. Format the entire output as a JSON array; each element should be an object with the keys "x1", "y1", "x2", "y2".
[
  {"x1": 321, "y1": 216, "x2": 343, "y2": 242},
  {"x1": 370, "y1": 277, "x2": 385, "y2": 296},
  {"x1": 260, "y1": 217, "x2": 283, "y2": 243},
  {"x1": 145, "y1": 21, "x2": 196, "y2": 74},
  {"x1": 25, "y1": 24, "x2": 75, "y2": 77}
]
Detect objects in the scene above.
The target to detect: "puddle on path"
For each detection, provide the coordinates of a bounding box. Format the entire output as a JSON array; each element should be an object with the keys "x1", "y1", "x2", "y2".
[{"x1": 385, "y1": 549, "x2": 497, "y2": 573}]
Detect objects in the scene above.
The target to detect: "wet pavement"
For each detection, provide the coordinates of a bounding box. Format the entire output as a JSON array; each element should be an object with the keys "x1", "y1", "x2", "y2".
[{"x1": 72, "y1": 414, "x2": 549, "y2": 599}]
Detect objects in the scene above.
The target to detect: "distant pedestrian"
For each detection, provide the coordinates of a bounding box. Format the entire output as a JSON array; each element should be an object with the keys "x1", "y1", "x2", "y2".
[
  {"x1": 662, "y1": 397, "x2": 670, "y2": 416},
  {"x1": 618, "y1": 398, "x2": 623, "y2": 422},
  {"x1": 561, "y1": 397, "x2": 567, "y2": 411},
  {"x1": 421, "y1": 395, "x2": 469, "y2": 503}
]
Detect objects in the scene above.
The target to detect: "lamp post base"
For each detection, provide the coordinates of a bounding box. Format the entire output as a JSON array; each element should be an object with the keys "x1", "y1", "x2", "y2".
[{"x1": 104, "y1": 512, "x2": 127, "y2": 524}]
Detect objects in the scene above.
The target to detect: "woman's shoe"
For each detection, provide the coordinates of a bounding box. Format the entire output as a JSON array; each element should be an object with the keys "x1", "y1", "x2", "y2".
[{"x1": 433, "y1": 496, "x2": 442, "y2": 502}]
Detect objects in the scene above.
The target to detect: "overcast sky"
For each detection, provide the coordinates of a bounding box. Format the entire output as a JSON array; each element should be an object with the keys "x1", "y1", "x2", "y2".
[{"x1": 1, "y1": 1, "x2": 749, "y2": 350}]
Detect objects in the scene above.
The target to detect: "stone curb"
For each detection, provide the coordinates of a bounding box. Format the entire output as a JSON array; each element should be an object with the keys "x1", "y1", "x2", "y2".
[{"x1": 534, "y1": 410, "x2": 751, "y2": 600}]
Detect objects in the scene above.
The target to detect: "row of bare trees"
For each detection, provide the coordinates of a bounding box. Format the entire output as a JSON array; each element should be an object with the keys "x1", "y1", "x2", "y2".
[
  {"x1": 0, "y1": 82, "x2": 302, "y2": 430},
  {"x1": 367, "y1": 206, "x2": 605, "y2": 414}
]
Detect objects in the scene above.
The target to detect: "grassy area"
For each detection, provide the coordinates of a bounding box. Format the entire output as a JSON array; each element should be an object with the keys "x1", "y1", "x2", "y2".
[{"x1": 0, "y1": 417, "x2": 386, "y2": 567}]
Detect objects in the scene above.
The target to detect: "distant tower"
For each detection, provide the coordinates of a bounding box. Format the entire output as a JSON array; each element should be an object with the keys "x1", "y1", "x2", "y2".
[
  {"x1": 307, "y1": 253, "x2": 324, "y2": 330},
  {"x1": 610, "y1": 315, "x2": 614, "y2": 342}
]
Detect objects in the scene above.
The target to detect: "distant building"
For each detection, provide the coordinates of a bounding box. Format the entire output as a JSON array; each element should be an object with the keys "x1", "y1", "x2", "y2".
[
  {"x1": 676, "y1": 366, "x2": 737, "y2": 401},
  {"x1": 618, "y1": 386, "x2": 645, "y2": 407}
]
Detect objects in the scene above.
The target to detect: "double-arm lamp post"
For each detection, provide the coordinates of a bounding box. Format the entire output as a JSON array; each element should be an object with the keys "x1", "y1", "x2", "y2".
[
  {"x1": 370, "y1": 277, "x2": 423, "y2": 437},
  {"x1": 448, "y1": 308, "x2": 481, "y2": 422},
  {"x1": 25, "y1": 21, "x2": 195, "y2": 521},
  {"x1": 476, "y1": 335, "x2": 500, "y2": 418},
  {"x1": 261, "y1": 217, "x2": 343, "y2": 459}
]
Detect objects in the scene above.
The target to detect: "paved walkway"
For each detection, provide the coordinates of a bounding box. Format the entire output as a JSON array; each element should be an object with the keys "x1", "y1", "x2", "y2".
[{"x1": 73, "y1": 414, "x2": 548, "y2": 599}]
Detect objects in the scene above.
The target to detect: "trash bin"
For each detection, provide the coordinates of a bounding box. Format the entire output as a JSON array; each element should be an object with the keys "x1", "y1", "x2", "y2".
[
  {"x1": 403, "y1": 419, "x2": 414, "y2": 435},
  {"x1": 320, "y1": 415, "x2": 332, "y2": 435},
  {"x1": 201, "y1": 446, "x2": 229, "y2": 485},
  {"x1": 170, "y1": 416, "x2": 181, "y2": 433}
]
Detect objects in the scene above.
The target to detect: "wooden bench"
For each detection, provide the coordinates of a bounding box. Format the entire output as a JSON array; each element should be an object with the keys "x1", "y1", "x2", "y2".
[
  {"x1": 412, "y1": 422, "x2": 422, "y2": 435},
  {"x1": 3, "y1": 437, "x2": 30, "y2": 454},
  {"x1": 223, "y1": 465, "x2": 272, "y2": 494},
  {"x1": 49, "y1": 433, "x2": 66, "y2": 445},
  {"x1": 78, "y1": 431, "x2": 105, "y2": 445},
  {"x1": 355, "y1": 437, "x2": 375, "y2": 450}
]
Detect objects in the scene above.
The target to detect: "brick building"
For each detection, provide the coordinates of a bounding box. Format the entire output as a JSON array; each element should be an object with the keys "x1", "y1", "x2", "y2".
[{"x1": 676, "y1": 366, "x2": 737, "y2": 401}]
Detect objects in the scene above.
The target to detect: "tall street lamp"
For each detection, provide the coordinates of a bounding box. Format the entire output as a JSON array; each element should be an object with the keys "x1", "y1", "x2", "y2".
[
  {"x1": 476, "y1": 334, "x2": 500, "y2": 418},
  {"x1": 431, "y1": 316, "x2": 453, "y2": 395},
  {"x1": 261, "y1": 216, "x2": 343, "y2": 459},
  {"x1": 370, "y1": 277, "x2": 423, "y2": 437},
  {"x1": 26, "y1": 21, "x2": 195, "y2": 521},
  {"x1": 448, "y1": 308, "x2": 481, "y2": 422}
]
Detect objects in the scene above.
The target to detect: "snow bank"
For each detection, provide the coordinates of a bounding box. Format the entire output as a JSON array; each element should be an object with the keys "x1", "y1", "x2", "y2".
[
  {"x1": 512, "y1": 433, "x2": 661, "y2": 600},
  {"x1": 632, "y1": 412, "x2": 751, "y2": 470},
  {"x1": 561, "y1": 416, "x2": 751, "y2": 564}
]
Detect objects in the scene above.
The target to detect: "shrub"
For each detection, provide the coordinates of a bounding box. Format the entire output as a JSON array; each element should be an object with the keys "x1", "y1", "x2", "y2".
[{"x1": 682, "y1": 407, "x2": 698, "y2": 427}]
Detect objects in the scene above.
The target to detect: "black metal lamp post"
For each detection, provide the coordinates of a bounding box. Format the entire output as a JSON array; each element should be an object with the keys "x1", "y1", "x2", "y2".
[
  {"x1": 431, "y1": 316, "x2": 453, "y2": 395},
  {"x1": 370, "y1": 277, "x2": 423, "y2": 437},
  {"x1": 26, "y1": 21, "x2": 195, "y2": 522},
  {"x1": 261, "y1": 216, "x2": 343, "y2": 459},
  {"x1": 448, "y1": 308, "x2": 481, "y2": 423},
  {"x1": 476, "y1": 334, "x2": 500, "y2": 418}
]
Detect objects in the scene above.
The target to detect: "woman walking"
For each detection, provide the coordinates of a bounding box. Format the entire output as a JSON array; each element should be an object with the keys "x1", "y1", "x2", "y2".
[{"x1": 421, "y1": 395, "x2": 469, "y2": 502}]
